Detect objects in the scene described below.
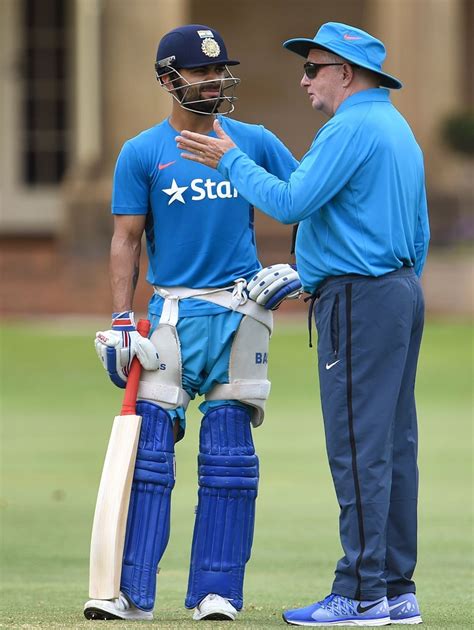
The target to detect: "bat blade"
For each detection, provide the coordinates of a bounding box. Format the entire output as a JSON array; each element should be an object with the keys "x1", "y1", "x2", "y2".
[
  {"x1": 88, "y1": 413, "x2": 141, "y2": 599},
  {"x1": 88, "y1": 318, "x2": 150, "y2": 599}
]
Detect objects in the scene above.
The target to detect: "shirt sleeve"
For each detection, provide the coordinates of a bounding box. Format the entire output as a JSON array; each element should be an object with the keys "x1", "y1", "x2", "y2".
[
  {"x1": 258, "y1": 126, "x2": 298, "y2": 181},
  {"x1": 111, "y1": 140, "x2": 149, "y2": 215},
  {"x1": 218, "y1": 118, "x2": 363, "y2": 225},
  {"x1": 414, "y1": 183, "x2": 430, "y2": 276}
]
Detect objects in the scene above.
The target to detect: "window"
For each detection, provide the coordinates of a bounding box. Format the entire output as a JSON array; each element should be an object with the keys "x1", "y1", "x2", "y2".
[{"x1": 22, "y1": 0, "x2": 71, "y2": 185}]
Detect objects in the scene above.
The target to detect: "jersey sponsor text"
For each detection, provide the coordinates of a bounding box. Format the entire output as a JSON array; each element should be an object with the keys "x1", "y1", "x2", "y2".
[{"x1": 162, "y1": 177, "x2": 239, "y2": 204}]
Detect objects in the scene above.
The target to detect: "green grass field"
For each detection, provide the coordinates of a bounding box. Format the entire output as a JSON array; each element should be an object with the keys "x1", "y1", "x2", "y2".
[{"x1": 0, "y1": 319, "x2": 472, "y2": 629}]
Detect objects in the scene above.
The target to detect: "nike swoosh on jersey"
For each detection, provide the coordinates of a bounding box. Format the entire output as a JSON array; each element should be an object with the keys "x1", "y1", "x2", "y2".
[
  {"x1": 357, "y1": 599, "x2": 385, "y2": 614},
  {"x1": 325, "y1": 359, "x2": 340, "y2": 370},
  {"x1": 158, "y1": 161, "x2": 176, "y2": 170}
]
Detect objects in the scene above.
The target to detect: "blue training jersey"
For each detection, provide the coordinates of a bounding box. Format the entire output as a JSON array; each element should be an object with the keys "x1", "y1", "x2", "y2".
[
  {"x1": 112, "y1": 115, "x2": 297, "y2": 315},
  {"x1": 218, "y1": 89, "x2": 430, "y2": 294}
]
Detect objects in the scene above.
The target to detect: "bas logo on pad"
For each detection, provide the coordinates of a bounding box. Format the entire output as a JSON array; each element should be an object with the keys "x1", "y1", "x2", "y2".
[{"x1": 162, "y1": 177, "x2": 239, "y2": 205}]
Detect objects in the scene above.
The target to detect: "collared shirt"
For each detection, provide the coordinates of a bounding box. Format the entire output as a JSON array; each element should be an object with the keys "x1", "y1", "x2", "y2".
[{"x1": 218, "y1": 88, "x2": 430, "y2": 293}]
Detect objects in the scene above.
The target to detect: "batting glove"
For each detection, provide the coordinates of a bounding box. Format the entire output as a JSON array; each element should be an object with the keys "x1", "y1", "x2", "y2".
[
  {"x1": 247, "y1": 264, "x2": 303, "y2": 310},
  {"x1": 94, "y1": 311, "x2": 160, "y2": 388}
]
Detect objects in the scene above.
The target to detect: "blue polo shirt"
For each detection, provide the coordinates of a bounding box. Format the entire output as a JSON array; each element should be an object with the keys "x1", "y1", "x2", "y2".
[{"x1": 218, "y1": 88, "x2": 430, "y2": 293}]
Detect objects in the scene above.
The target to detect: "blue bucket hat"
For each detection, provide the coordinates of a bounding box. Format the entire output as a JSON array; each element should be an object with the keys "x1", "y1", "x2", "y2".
[
  {"x1": 156, "y1": 24, "x2": 239, "y2": 73},
  {"x1": 283, "y1": 22, "x2": 402, "y2": 90}
]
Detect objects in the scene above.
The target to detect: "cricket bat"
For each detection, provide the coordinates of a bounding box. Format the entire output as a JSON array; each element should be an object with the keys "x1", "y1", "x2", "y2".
[{"x1": 88, "y1": 318, "x2": 150, "y2": 599}]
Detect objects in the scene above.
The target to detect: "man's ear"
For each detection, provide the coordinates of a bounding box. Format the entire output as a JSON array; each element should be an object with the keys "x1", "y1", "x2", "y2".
[
  {"x1": 159, "y1": 70, "x2": 177, "y2": 90},
  {"x1": 341, "y1": 62, "x2": 355, "y2": 87}
]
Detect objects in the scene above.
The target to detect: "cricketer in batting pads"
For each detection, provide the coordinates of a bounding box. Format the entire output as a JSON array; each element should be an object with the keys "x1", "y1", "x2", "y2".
[
  {"x1": 86, "y1": 24, "x2": 300, "y2": 622},
  {"x1": 177, "y1": 21, "x2": 430, "y2": 628}
]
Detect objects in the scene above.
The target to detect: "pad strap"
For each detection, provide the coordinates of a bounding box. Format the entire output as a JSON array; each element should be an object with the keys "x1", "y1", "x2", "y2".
[
  {"x1": 206, "y1": 380, "x2": 270, "y2": 403},
  {"x1": 138, "y1": 381, "x2": 191, "y2": 408},
  {"x1": 154, "y1": 283, "x2": 273, "y2": 333}
]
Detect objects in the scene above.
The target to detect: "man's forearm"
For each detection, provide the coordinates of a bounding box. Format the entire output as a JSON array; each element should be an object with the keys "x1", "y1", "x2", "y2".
[{"x1": 110, "y1": 232, "x2": 141, "y2": 312}]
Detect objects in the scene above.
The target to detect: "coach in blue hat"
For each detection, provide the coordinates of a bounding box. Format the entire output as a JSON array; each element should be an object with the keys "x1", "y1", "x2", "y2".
[
  {"x1": 177, "y1": 20, "x2": 429, "y2": 627},
  {"x1": 284, "y1": 21, "x2": 402, "y2": 89}
]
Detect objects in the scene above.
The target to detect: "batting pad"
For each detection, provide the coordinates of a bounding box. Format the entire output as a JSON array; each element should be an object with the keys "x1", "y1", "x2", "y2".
[
  {"x1": 120, "y1": 402, "x2": 175, "y2": 611},
  {"x1": 185, "y1": 405, "x2": 259, "y2": 611}
]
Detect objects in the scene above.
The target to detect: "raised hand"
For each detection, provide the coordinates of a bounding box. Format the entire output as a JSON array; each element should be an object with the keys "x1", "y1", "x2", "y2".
[{"x1": 176, "y1": 118, "x2": 236, "y2": 169}]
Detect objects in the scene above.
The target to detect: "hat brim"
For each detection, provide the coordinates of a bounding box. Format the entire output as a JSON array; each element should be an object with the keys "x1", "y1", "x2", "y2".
[{"x1": 283, "y1": 37, "x2": 402, "y2": 90}]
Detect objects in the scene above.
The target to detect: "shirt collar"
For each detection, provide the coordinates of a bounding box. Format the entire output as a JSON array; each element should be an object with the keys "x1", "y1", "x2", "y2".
[{"x1": 335, "y1": 88, "x2": 391, "y2": 115}]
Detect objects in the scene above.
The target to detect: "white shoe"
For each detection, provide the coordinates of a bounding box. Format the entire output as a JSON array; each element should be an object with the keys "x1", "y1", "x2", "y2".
[
  {"x1": 192, "y1": 593, "x2": 238, "y2": 621},
  {"x1": 84, "y1": 591, "x2": 153, "y2": 620}
]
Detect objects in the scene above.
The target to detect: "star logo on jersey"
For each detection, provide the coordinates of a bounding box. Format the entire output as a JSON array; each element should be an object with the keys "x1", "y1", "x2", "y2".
[
  {"x1": 161, "y1": 177, "x2": 239, "y2": 205},
  {"x1": 162, "y1": 178, "x2": 188, "y2": 205}
]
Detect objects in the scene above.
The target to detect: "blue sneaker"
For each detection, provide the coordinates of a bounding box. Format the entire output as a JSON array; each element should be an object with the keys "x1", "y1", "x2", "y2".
[
  {"x1": 388, "y1": 593, "x2": 422, "y2": 624},
  {"x1": 282, "y1": 594, "x2": 390, "y2": 626}
]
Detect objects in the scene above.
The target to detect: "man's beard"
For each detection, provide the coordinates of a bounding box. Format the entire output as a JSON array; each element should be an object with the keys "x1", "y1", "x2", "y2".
[{"x1": 175, "y1": 80, "x2": 223, "y2": 115}]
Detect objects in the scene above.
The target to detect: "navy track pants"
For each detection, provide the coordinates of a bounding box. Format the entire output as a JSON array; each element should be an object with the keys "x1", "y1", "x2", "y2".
[{"x1": 315, "y1": 267, "x2": 424, "y2": 600}]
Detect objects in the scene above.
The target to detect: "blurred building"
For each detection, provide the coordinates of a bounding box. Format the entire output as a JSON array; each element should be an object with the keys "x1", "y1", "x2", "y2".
[{"x1": 0, "y1": 0, "x2": 472, "y2": 315}]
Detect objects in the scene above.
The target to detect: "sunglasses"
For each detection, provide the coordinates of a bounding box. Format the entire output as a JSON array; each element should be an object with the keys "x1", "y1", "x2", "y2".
[{"x1": 303, "y1": 62, "x2": 344, "y2": 79}]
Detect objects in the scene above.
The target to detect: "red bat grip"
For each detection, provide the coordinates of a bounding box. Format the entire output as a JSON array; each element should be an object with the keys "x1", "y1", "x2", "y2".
[{"x1": 120, "y1": 319, "x2": 151, "y2": 415}]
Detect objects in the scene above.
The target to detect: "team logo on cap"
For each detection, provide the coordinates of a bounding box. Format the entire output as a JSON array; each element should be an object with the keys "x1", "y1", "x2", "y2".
[{"x1": 201, "y1": 37, "x2": 220, "y2": 58}]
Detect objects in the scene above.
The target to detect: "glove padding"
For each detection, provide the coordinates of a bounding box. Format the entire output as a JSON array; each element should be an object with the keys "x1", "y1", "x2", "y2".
[
  {"x1": 94, "y1": 311, "x2": 159, "y2": 388},
  {"x1": 247, "y1": 264, "x2": 302, "y2": 310}
]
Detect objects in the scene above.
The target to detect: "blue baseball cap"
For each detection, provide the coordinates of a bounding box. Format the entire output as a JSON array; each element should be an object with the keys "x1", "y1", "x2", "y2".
[
  {"x1": 283, "y1": 22, "x2": 402, "y2": 90},
  {"x1": 156, "y1": 24, "x2": 239, "y2": 72}
]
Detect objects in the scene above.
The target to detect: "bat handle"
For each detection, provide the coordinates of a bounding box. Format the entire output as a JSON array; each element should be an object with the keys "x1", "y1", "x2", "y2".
[{"x1": 120, "y1": 319, "x2": 151, "y2": 416}]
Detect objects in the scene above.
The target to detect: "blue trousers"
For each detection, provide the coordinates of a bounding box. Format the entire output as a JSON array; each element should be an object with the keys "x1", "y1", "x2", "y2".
[{"x1": 315, "y1": 268, "x2": 424, "y2": 600}]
